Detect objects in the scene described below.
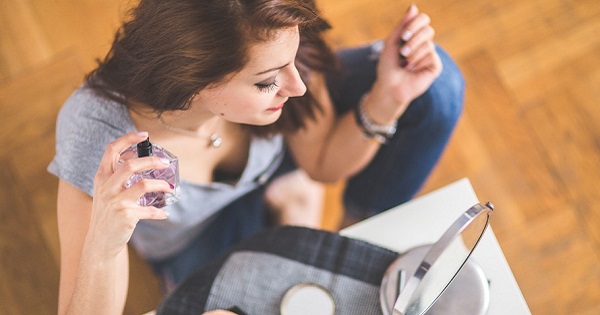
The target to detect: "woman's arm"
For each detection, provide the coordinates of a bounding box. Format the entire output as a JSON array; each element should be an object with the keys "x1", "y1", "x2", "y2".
[
  {"x1": 57, "y1": 132, "x2": 171, "y2": 315},
  {"x1": 286, "y1": 4, "x2": 441, "y2": 182},
  {"x1": 285, "y1": 72, "x2": 380, "y2": 182},
  {"x1": 57, "y1": 181, "x2": 129, "y2": 315}
]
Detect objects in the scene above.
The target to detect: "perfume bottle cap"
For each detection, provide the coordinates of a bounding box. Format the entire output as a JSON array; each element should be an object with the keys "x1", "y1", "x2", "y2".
[{"x1": 137, "y1": 137, "x2": 153, "y2": 157}]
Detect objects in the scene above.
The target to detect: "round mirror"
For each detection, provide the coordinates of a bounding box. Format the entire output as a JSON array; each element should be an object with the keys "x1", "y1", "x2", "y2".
[
  {"x1": 381, "y1": 202, "x2": 494, "y2": 315},
  {"x1": 280, "y1": 283, "x2": 335, "y2": 315}
]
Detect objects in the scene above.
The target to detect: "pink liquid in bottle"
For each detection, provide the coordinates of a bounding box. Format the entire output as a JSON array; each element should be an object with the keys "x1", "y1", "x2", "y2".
[{"x1": 118, "y1": 137, "x2": 181, "y2": 208}]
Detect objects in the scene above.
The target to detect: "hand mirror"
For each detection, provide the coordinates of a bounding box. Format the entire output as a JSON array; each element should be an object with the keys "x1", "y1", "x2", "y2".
[{"x1": 380, "y1": 202, "x2": 494, "y2": 315}]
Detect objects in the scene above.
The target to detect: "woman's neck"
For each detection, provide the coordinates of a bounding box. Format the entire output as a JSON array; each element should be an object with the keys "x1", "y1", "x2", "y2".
[
  {"x1": 159, "y1": 110, "x2": 222, "y2": 135},
  {"x1": 127, "y1": 102, "x2": 224, "y2": 139}
]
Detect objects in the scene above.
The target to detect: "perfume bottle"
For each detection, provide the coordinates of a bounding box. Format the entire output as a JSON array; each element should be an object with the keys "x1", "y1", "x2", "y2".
[{"x1": 118, "y1": 137, "x2": 181, "y2": 208}]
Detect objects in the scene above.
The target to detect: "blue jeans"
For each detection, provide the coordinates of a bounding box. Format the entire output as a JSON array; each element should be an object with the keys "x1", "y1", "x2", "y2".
[
  {"x1": 331, "y1": 44, "x2": 465, "y2": 218},
  {"x1": 149, "y1": 44, "x2": 464, "y2": 289}
]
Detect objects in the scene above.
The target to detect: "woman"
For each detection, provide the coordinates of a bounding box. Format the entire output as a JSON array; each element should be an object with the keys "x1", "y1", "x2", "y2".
[{"x1": 48, "y1": 0, "x2": 464, "y2": 314}]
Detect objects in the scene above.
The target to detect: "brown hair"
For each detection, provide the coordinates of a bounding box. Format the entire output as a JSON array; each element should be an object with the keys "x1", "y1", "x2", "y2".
[{"x1": 87, "y1": 0, "x2": 338, "y2": 135}]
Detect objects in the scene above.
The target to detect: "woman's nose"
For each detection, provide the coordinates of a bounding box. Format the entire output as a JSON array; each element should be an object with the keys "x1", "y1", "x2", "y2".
[{"x1": 280, "y1": 66, "x2": 307, "y2": 97}]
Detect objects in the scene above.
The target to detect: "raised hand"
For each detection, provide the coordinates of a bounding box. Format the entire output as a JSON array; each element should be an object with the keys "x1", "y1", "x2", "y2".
[
  {"x1": 369, "y1": 4, "x2": 442, "y2": 123},
  {"x1": 84, "y1": 132, "x2": 172, "y2": 259}
]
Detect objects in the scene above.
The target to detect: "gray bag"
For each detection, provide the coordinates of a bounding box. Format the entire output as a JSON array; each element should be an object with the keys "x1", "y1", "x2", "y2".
[
  {"x1": 157, "y1": 226, "x2": 398, "y2": 314},
  {"x1": 157, "y1": 203, "x2": 493, "y2": 315}
]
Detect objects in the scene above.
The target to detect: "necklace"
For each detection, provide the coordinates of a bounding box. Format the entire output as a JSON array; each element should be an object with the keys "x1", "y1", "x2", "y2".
[{"x1": 157, "y1": 115, "x2": 223, "y2": 148}]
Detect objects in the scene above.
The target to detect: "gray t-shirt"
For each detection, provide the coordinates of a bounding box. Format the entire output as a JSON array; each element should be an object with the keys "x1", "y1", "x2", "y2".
[{"x1": 48, "y1": 86, "x2": 284, "y2": 259}]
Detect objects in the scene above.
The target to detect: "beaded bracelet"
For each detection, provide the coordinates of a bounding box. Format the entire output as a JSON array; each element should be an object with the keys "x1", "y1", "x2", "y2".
[{"x1": 354, "y1": 93, "x2": 398, "y2": 144}]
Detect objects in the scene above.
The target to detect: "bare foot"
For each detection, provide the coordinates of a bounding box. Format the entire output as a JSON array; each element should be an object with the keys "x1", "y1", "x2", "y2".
[{"x1": 265, "y1": 169, "x2": 324, "y2": 228}]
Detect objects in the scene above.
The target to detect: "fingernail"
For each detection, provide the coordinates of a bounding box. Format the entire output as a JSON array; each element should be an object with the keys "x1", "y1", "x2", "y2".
[
  {"x1": 406, "y1": 3, "x2": 417, "y2": 13},
  {"x1": 169, "y1": 183, "x2": 174, "y2": 189},
  {"x1": 137, "y1": 131, "x2": 149, "y2": 138},
  {"x1": 163, "y1": 211, "x2": 170, "y2": 218},
  {"x1": 402, "y1": 30, "x2": 413, "y2": 42},
  {"x1": 160, "y1": 158, "x2": 170, "y2": 165},
  {"x1": 400, "y1": 45, "x2": 411, "y2": 57}
]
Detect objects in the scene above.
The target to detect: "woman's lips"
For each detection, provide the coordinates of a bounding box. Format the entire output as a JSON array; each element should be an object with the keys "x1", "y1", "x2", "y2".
[
  {"x1": 267, "y1": 103, "x2": 284, "y2": 111},
  {"x1": 267, "y1": 100, "x2": 287, "y2": 111}
]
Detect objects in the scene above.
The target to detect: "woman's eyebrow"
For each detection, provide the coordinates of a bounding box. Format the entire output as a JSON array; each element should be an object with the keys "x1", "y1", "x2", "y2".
[{"x1": 254, "y1": 62, "x2": 289, "y2": 76}]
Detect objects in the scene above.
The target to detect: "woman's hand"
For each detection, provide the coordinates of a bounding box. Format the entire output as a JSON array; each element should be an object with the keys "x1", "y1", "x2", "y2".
[
  {"x1": 369, "y1": 4, "x2": 442, "y2": 123},
  {"x1": 83, "y1": 132, "x2": 172, "y2": 260}
]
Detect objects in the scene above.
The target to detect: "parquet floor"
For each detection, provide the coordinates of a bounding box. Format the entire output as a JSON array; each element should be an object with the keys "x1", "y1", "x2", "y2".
[{"x1": 1, "y1": 0, "x2": 599, "y2": 314}]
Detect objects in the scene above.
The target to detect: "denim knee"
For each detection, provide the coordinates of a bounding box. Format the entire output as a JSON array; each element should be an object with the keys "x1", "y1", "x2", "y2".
[
  {"x1": 409, "y1": 46, "x2": 465, "y2": 136},
  {"x1": 342, "y1": 47, "x2": 465, "y2": 219}
]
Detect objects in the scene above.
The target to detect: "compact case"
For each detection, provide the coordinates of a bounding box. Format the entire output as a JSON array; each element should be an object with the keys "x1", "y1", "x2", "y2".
[
  {"x1": 157, "y1": 203, "x2": 493, "y2": 315},
  {"x1": 379, "y1": 202, "x2": 493, "y2": 315}
]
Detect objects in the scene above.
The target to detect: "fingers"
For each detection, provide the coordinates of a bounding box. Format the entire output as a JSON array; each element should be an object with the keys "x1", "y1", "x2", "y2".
[
  {"x1": 399, "y1": 4, "x2": 420, "y2": 40},
  {"x1": 108, "y1": 201, "x2": 169, "y2": 232},
  {"x1": 387, "y1": 3, "x2": 418, "y2": 42},
  {"x1": 399, "y1": 12, "x2": 432, "y2": 56},
  {"x1": 121, "y1": 177, "x2": 174, "y2": 208},
  {"x1": 401, "y1": 28, "x2": 436, "y2": 69},
  {"x1": 96, "y1": 155, "x2": 171, "y2": 202},
  {"x1": 112, "y1": 154, "x2": 171, "y2": 184},
  {"x1": 400, "y1": 8, "x2": 431, "y2": 44},
  {"x1": 381, "y1": 4, "x2": 417, "y2": 56},
  {"x1": 95, "y1": 131, "x2": 149, "y2": 182},
  {"x1": 398, "y1": 6, "x2": 436, "y2": 70},
  {"x1": 409, "y1": 46, "x2": 442, "y2": 74},
  {"x1": 132, "y1": 204, "x2": 170, "y2": 221},
  {"x1": 100, "y1": 179, "x2": 170, "y2": 229},
  {"x1": 93, "y1": 131, "x2": 174, "y2": 214}
]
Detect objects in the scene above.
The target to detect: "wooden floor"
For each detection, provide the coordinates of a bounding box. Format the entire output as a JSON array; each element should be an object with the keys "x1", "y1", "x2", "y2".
[{"x1": 1, "y1": 0, "x2": 599, "y2": 314}]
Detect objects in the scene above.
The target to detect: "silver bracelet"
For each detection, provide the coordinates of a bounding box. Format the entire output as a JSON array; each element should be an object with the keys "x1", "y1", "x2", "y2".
[{"x1": 354, "y1": 93, "x2": 397, "y2": 143}]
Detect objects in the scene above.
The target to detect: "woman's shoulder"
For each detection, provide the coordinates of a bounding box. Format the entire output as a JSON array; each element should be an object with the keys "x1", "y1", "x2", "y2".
[
  {"x1": 49, "y1": 85, "x2": 135, "y2": 196},
  {"x1": 56, "y1": 85, "x2": 136, "y2": 142},
  {"x1": 59, "y1": 85, "x2": 130, "y2": 126}
]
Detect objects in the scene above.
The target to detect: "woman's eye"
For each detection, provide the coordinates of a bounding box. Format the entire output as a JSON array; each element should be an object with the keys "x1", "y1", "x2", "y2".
[{"x1": 255, "y1": 80, "x2": 279, "y2": 93}]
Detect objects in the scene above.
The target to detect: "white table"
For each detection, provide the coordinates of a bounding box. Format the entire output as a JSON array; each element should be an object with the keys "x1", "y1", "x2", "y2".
[{"x1": 340, "y1": 178, "x2": 531, "y2": 315}]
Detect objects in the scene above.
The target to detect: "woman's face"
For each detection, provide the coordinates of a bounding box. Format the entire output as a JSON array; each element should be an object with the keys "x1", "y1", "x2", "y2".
[{"x1": 194, "y1": 26, "x2": 307, "y2": 125}]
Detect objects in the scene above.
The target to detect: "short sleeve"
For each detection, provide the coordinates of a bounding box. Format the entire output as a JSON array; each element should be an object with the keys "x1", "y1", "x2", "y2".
[{"x1": 47, "y1": 86, "x2": 135, "y2": 196}]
